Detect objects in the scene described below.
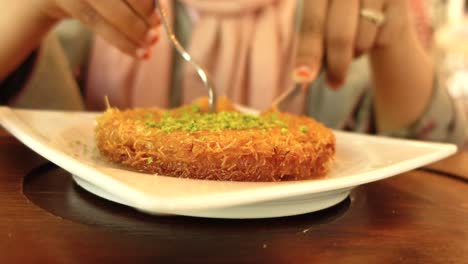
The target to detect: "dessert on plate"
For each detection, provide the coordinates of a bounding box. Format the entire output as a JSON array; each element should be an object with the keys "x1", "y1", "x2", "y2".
[{"x1": 95, "y1": 97, "x2": 335, "y2": 182}]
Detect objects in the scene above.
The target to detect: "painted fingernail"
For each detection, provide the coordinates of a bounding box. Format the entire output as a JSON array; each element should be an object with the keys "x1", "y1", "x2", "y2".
[
  {"x1": 144, "y1": 48, "x2": 152, "y2": 60},
  {"x1": 296, "y1": 66, "x2": 312, "y2": 78},
  {"x1": 326, "y1": 76, "x2": 343, "y2": 89},
  {"x1": 145, "y1": 29, "x2": 159, "y2": 46},
  {"x1": 150, "y1": 11, "x2": 160, "y2": 26},
  {"x1": 293, "y1": 65, "x2": 315, "y2": 83},
  {"x1": 136, "y1": 48, "x2": 151, "y2": 60}
]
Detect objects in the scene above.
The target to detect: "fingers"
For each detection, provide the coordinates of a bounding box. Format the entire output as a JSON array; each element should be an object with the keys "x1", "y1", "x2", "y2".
[
  {"x1": 295, "y1": 0, "x2": 328, "y2": 82},
  {"x1": 87, "y1": 0, "x2": 157, "y2": 46},
  {"x1": 325, "y1": 0, "x2": 360, "y2": 88},
  {"x1": 355, "y1": 0, "x2": 384, "y2": 56},
  {"x1": 375, "y1": 0, "x2": 409, "y2": 48},
  {"x1": 55, "y1": 0, "x2": 159, "y2": 58},
  {"x1": 124, "y1": 0, "x2": 157, "y2": 22}
]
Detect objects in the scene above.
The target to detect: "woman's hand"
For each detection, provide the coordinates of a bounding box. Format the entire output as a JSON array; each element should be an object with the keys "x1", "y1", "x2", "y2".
[
  {"x1": 296, "y1": 0, "x2": 411, "y2": 88},
  {"x1": 296, "y1": 0, "x2": 434, "y2": 133},
  {"x1": 40, "y1": 0, "x2": 160, "y2": 59}
]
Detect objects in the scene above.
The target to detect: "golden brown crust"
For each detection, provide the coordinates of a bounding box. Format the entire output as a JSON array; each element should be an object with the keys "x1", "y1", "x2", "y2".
[{"x1": 95, "y1": 106, "x2": 335, "y2": 182}]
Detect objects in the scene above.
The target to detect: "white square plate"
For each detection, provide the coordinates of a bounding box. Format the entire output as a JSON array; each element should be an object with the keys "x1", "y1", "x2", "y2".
[{"x1": 0, "y1": 107, "x2": 457, "y2": 219}]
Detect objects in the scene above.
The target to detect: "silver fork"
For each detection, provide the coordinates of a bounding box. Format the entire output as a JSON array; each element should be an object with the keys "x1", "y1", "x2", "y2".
[
  {"x1": 272, "y1": 0, "x2": 310, "y2": 112},
  {"x1": 271, "y1": 83, "x2": 307, "y2": 111},
  {"x1": 155, "y1": 1, "x2": 217, "y2": 112}
]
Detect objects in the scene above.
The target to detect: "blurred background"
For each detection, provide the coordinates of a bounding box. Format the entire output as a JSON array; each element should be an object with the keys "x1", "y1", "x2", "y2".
[{"x1": 429, "y1": 0, "x2": 468, "y2": 115}]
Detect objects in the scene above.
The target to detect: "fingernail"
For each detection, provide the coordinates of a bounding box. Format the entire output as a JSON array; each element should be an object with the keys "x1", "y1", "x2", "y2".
[
  {"x1": 150, "y1": 11, "x2": 160, "y2": 26},
  {"x1": 296, "y1": 66, "x2": 312, "y2": 78},
  {"x1": 293, "y1": 65, "x2": 315, "y2": 83},
  {"x1": 326, "y1": 76, "x2": 343, "y2": 89},
  {"x1": 145, "y1": 29, "x2": 159, "y2": 46},
  {"x1": 136, "y1": 48, "x2": 151, "y2": 60},
  {"x1": 293, "y1": 66, "x2": 312, "y2": 84}
]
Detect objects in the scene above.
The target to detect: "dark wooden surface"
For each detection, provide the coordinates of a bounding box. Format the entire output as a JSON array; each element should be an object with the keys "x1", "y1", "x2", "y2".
[
  {"x1": 0, "y1": 128, "x2": 467, "y2": 264},
  {"x1": 426, "y1": 151, "x2": 468, "y2": 181}
]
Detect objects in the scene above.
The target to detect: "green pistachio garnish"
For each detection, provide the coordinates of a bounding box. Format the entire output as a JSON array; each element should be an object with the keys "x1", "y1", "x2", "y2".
[
  {"x1": 299, "y1": 125, "x2": 309, "y2": 134},
  {"x1": 192, "y1": 104, "x2": 201, "y2": 112},
  {"x1": 142, "y1": 109, "x2": 289, "y2": 133},
  {"x1": 146, "y1": 157, "x2": 153, "y2": 164},
  {"x1": 145, "y1": 120, "x2": 157, "y2": 128}
]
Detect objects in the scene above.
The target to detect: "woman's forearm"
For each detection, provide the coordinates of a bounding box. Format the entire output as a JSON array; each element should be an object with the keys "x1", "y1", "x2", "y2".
[
  {"x1": 0, "y1": 0, "x2": 58, "y2": 80},
  {"x1": 370, "y1": 25, "x2": 434, "y2": 132}
]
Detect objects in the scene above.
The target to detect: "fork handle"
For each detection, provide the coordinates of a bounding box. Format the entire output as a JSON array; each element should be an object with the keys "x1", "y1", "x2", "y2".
[{"x1": 155, "y1": 0, "x2": 217, "y2": 112}]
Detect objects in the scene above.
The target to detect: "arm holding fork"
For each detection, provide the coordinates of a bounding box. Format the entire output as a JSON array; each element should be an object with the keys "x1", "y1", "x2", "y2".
[{"x1": 0, "y1": 0, "x2": 160, "y2": 81}]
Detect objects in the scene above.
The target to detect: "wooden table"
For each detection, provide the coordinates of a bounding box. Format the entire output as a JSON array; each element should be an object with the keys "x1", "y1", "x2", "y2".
[{"x1": 0, "y1": 128, "x2": 467, "y2": 263}]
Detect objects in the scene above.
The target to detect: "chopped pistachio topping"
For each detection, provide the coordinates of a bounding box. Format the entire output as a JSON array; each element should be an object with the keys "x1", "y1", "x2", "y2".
[
  {"x1": 142, "y1": 106, "x2": 289, "y2": 133},
  {"x1": 299, "y1": 125, "x2": 309, "y2": 134},
  {"x1": 191, "y1": 104, "x2": 200, "y2": 112},
  {"x1": 146, "y1": 157, "x2": 153, "y2": 164},
  {"x1": 145, "y1": 120, "x2": 157, "y2": 128},
  {"x1": 269, "y1": 113, "x2": 278, "y2": 120}
]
